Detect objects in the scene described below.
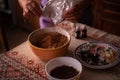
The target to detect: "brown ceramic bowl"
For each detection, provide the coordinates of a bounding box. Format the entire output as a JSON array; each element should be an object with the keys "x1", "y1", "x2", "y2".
[{"x1": 28, "y1": 27, "x2": 71, "y2": 61}]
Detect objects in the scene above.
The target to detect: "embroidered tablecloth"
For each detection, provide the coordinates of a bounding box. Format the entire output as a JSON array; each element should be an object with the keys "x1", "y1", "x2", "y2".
[{"x1": 1, "y1": 21, "x2": 120, "y2": 80}]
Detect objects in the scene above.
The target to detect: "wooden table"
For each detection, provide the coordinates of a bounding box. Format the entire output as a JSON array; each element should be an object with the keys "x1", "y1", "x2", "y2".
[{"x1": 0, "y1": 21, "x2": 120, "y2": 80}]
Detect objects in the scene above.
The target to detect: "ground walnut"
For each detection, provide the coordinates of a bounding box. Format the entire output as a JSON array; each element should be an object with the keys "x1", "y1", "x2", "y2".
[{"x1": 36, "y1": 32, "x2": 68, "y2": 49}]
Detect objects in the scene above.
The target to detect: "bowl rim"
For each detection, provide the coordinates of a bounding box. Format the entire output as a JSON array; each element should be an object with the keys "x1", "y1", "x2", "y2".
[
  {"x1": 28, "y1": 27, "x2": 71, "y2": 51},
  {"x1": 74, "y1": 42, "x2": 120, "y2": 69},
  {"x1": 45, "y1": 56, "x2": 82, "y2": 80}
]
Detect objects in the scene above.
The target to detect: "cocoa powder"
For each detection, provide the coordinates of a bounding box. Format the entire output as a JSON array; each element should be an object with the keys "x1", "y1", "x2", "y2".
[{"x1": 50, "y1": 65, "x2": 79, "y2": 79}]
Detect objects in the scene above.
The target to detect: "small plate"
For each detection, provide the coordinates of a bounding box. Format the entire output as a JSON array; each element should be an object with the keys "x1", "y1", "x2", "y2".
[{"x1": 74, "y1": 42, "x2": 120, "y2": 69}]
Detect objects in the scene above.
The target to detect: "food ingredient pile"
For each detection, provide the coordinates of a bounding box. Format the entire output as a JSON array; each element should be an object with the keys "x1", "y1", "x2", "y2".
[{"x1": 35, "y1": 32, "x2": 68, "y2": 49}]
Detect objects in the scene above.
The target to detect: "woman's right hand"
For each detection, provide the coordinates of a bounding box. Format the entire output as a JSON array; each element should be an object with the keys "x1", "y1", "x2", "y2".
[{"x1": 18, "y1": 0, "x2": 42, "y2": 17}]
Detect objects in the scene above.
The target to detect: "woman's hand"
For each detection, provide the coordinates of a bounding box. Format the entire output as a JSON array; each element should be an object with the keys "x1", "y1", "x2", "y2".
[
  {"x1": 18, "y1": 0, "x2": 42, "y2": 17},
  {"x1": 62, "y1": 0, "x2": 91, "y2": 23}
]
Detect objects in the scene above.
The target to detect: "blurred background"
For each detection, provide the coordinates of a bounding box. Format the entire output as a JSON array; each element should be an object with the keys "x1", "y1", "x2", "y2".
[
  {"x1": 0, "y1": 0, "x2": 41, "y2": 51},
  {"x1": 0, "y1": 0, "x2": 120, "y2": 53}
]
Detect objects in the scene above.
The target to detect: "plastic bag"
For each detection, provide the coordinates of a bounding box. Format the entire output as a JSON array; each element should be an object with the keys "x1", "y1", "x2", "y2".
[{"x1": 42, "y1": 0, "x2": 82, "y2": 24}]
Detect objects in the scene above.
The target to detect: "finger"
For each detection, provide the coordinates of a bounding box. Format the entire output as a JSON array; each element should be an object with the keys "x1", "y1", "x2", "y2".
[
  {"x1": 64, "y1": 13, "x2": 83, "y2": 22},
  {"x1": 31, "y1": 1, "x2": 42, "y2": 16},
  {"x1": 23, "y1": 11, "x2": 34, "y2": 18},
  {"x1": 64, "y1": 7, "x2": 75, "y2": 15},
  {"x1": 66, "y1": 18, "x2": 78, "y2": 23},
  {"x1": 27, "y1": 1, "x2": 42, "y2": 17},
  {"x1": 23, "y1": 6, "x2": 29, "y2": 14},
  {"x1": 65, "y1": 16, "x2": 77, "y2": 20},
  {"x1": 63, "y1": 7, "x2": 82, "y2": 18},
  {"x1": 23, "y1": 8, "x2": 31, "y2": 17},
  {"x1": 64, "y1": 16, "x2": 78, "y2": 22},
  {"x1": 64, "y1": 2, "x2": 80, "y2": 14},
  {"x1": 63, "y1": 11, "x2": 82, "y2": 19},
  {"x1": 23, "y1": 5, "x2": 35, "y2": 17},
  {"x1": 22, "y1": 2, "x2": 33, "y2": 16},
  {"x1": 26, "y1": 3, "x2": 37, "y2": 16},
  {"x1": 64, "y1": 0, "x2": 90, "y2": 15},
  {"x1": 23, "y1": 11, "x2": 26, "y2": 16}
]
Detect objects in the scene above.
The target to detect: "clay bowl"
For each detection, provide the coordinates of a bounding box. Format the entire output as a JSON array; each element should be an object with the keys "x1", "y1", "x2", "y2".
[{"x1": 28, "y1": 27, "x2": 71, "y2": 61}]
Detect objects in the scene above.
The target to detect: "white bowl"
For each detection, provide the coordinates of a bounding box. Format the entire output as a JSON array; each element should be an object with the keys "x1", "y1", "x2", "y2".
[{"x1": 45, "y1": 57, "x2": 82, "y2": 80}]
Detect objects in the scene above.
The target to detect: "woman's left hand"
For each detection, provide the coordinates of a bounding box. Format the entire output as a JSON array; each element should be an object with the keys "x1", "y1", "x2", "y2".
[
  {"x1": 18, "y1": 0, "x2": 42, "y2": 17},
  {"x1": 62, "y1": 0, "x2": 91, "y2": 23}
]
